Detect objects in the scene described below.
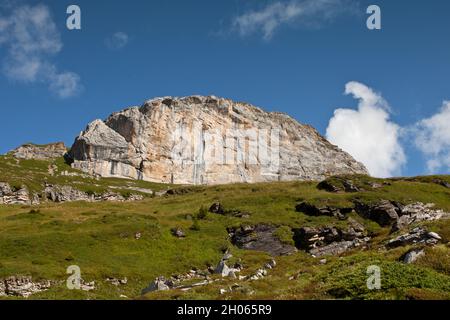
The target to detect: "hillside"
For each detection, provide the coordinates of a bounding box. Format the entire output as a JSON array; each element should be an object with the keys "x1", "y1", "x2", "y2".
[{"x1": 0, "y1": 155, "x2": 449, "y2": 300}]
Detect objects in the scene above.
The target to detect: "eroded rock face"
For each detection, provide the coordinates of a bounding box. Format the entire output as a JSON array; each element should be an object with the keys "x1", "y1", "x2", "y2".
[
  {"x1": 10, "y1": 142, "x2": 67, "y2": 160},
  {"x1": 0, "y1": 183, "x2": 39, "y2": 205},
  {"x1": 293, "y1": 221, "x2": 369, "y2": 257},
  {"x1": 354, "y1": 200, "x2": 449, "y2": 230},
  {"x1": 43, "y1": 184, "x2": 144, "y2": 203},
  {"x1": 354, "y1": 200, "x2": 401, "y2": 227},
  {"x1": 0, "y1": 182, "x2": 143, "y2": 205},
  {"x1": 392, "y1": 202, "x2": 448, "y2": 232},
  {"x1": 68, "y1": 96, "x2": 368, "y2": 185}
]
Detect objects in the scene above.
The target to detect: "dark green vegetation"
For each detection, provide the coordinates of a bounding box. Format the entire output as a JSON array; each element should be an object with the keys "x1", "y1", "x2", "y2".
[{"x1": 0, "y1": 156, "x2": 449, "y2": 300}]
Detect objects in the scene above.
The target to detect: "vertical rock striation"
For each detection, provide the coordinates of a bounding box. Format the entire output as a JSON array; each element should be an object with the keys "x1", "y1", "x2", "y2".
[{"x1": 68, "y1": 96, "x2": 368, "y2": 185}]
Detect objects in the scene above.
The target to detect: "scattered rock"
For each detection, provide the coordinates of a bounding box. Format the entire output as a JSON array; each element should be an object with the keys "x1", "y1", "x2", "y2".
[
  {"x1": 391, "y1": 203, "x2": 448, "y2": 232},
  {"x1": 209, "y1": 202, "x2": 225, "y2": 214},
  {"x1": 264, "y1": 259, "x2": 277, "y2": 269},
  {"x1": 317, "y1": 180, "x2": 341, "y2": 192},
  {"x1": 171, "y1": 227, "x2": 186, "y2": 238},
  {"x1": 222, "y1": 252, "x2": 233, "y2": 261},
  {"x1": 293, "y1": 223, "x2": 369, "y2": 257},
  {"x1": 105, "y1": 277, "x2": 128, "y2": 286},
  {"x1": 386, "y1": 228, "x2": 441, "y2": 249},
  {"x1": 295, "y1": 201, "x2": 352, "y2": 219},
  {"x1": 342, "y1": 180, "x2": 360, "y2": 192},
  {"x1": 219, "y1": 283, "x2": 254, "y2": 296},
  {"x1": 209, "y1": 202, "x2": 250, "y2": 218},
  {"x1": 177, "y1": 280, "x2": 210, "y2": 292},
  {"x1": 309, "y1": 239, "x2": 369, "y2": 257},
  {"x1": 141, "y1": 277, "x2": 173, "y2": 294},
  {"x1": 249, "y1": 268, "x2": 268, "y2": 281},
  {"x1": 401, "y1": 248, "x2": 425, "y2": 264},
  {"x1": 428, "y1": 232, "x2": 442, "y2": 241},
  {"x1": 368, "y1": 182, "x2": 383, "y2": 189},
  {"x1": 0, "y1": 276, "x2": 53, "y2": 298},
  {"x1": 317, "y1": 178, "x2": 361, "y2": 193},
  {"x1": 80, "y1": 280, "x2": 95, "y2": 291},
  {"x1": 228, "y1": 224, "x2": 297, "y2": 256},
  {"x1": 142, "y1": 270, "x2": 214, "y2": 294},
  {"x1": 165, "y1": 187, "x2": 198, "y2": 196},
  {"x1": 355, "y1": 200, "x2": 448, "y2": 230},
  {"x1": 135, "y1": 232, "x2": 142, "y2": 240},
  {"x1": 214, "y1": 261, "x2": 240, "y2": 277}
]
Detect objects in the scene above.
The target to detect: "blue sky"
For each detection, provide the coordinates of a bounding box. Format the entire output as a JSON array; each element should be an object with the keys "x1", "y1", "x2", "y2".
[{"x1": 1, "y1": 0, "x2": 450, "y2": 177}]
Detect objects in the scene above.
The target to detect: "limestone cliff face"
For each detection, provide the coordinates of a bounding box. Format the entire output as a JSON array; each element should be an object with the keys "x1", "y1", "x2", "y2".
[{"x1": 68, "y1": 96, "x2": 368, "y2": 185}]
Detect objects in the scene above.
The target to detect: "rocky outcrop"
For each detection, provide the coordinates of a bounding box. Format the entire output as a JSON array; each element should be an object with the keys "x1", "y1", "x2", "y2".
[
  {"x1": 0, "y1": 182, "x2": 143, "y2": 205},
  {"x1": 68, "y1": 96, "x2": 368, "y2": 185},
  {"x1": 0, "y1": 276, "x2": 53, "y2": 298},
  {"x1": 0, "y1": 183, "x2": 39, "y2": 205},
  {"x1": 170, "y1": 227, "x2": 186, "y2": 238},
  {"x1": 354, "y1": 200, "x2": 449, "y2": 230},
  {"x1": 43, "y1": 184, "x2": 143, "y2": 203},
  {"x1": 142, "y1": 267, "x2": 217, "y2": 294},
  {"x1": 10, "y1": 142, "x2": 67, "y2": 160},
  {"x1": 209, "y1": 202, "x2": 251, "y2": 218},
  {"x1": 295, "y1": 201, "x2": 353, "y2": 219},
  {"x1": 141, "y1": 277, "x2": 173, "y2": 294},
  {"x1": 401, "y1": 248, "x2": 425, "y2": 264},
  {"x1": 105, "y1": 277, "x2": 128, "y2": 286},
  {"x1": 44, "y1": 184, "x2": 144, "y2": 203},
  {"x1": 44, "y1": 184, "x2": 92, "y2": 202},
  {"x1": 386, "y1": 227, "x2": 442, "y2": 249},
  {"x1": 317, "y1": 178, "x2": 361, "y2": 193},
  {"x1": 293, "y1": 221, "x2": 369, "y2": 257},
  {"x1": 228, "y1": 224, "x2": 298, "y2": 256},
  {"x1": 354, "y1": 200, "x2": 401, "y2": 226},
  {"x1": 392, "y1": 202, "x2": 448, "y2": 232},
  {"x1": 432, "y1": 178, "x2": 450, "y2": 189}
]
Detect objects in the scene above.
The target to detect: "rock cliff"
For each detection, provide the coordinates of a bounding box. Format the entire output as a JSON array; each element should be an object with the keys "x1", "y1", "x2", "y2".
[
  {"x1": 68, "y1": 96, "x2": 368, "y2": 185},
  {"x1": 10, "y1": 142, "x2": 67, "y2": 160}
]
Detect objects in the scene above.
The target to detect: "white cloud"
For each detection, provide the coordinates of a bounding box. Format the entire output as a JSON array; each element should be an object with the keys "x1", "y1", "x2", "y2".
[
  {"x1": 414, "y1": 101, "x2": 450, "y2": 173},
  {"x1": 105, "y1": 32, "x2": 129, "y2": 50},
  {"x1": 326, "y1": 81, "x2": 406, "y2": 178},
  {"x1": 0, "y1": 4, "x2": 81, "y2": 98},
  {"x1": 232, "y1": 0, "x2": 356, "y2": 40}
]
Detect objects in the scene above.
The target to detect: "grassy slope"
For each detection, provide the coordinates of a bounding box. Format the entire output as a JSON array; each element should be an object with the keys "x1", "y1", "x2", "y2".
[
  {"x1": 0, "y1": 157, "x2": 449, "y2": 300},
  {"x1": 0, "y1": 155, "x2": 172, "y2": 195}
]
